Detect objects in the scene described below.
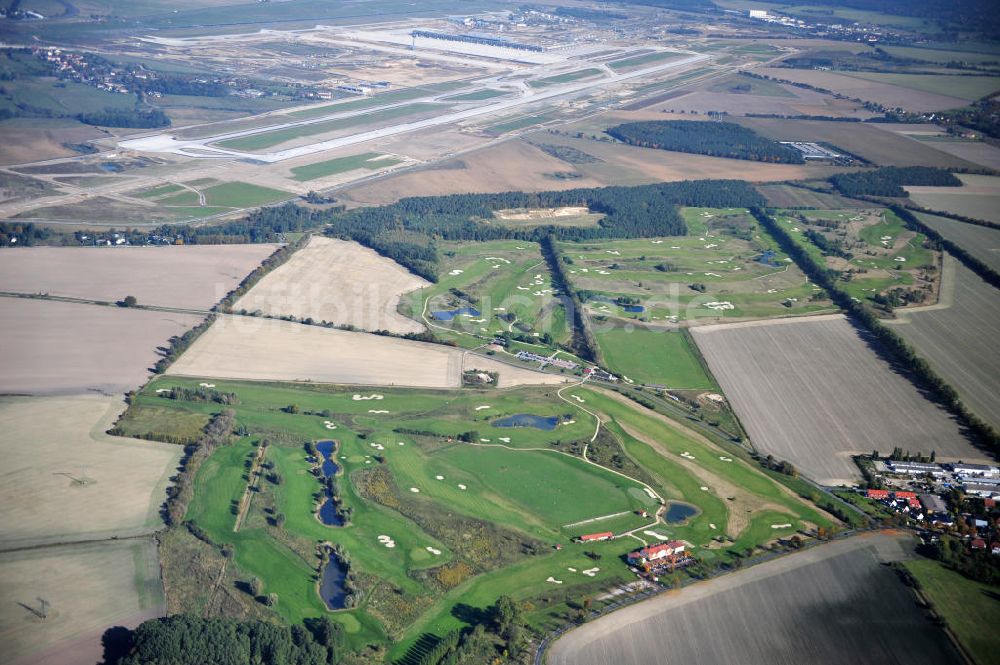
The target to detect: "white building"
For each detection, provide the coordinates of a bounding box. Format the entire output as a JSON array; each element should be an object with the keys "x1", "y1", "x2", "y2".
[{"x1": 951, "y1": 463, "x2": 999, "y2": 478}]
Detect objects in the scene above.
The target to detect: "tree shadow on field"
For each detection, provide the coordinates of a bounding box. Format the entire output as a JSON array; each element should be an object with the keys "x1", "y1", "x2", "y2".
[
  {"x1": 99, "y1": 625, "x2": 134, "y2": 664},
  {"x1": 451, "y1": 602, "x2": 490, "y2": 625}
]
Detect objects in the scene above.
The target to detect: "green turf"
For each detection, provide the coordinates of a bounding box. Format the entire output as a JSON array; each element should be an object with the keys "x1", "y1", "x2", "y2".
[
  {"x1": 608, "y1": 51, "x2": 681, "y2": 71},
  {"x1": 202, "y1": 182, "x2": 291, "y2": 207},
  {"x1": 157, "y1": 190, "x2": 201, "y2": 206},
  {"x1": 289, "y1": 152, "x2": 401, "y2": 181},
  {"x1": 442, "y1": 88, "x2": 509, "y2": 101},
  {"x1": 596, "y1": 326, "x2": 716, "y2": 389},
  {"x1": 904, "y1": 559, "x2": 1000, "y2": 665},
  {"x1": 133, "y1": 183, "x2": 183, "y2": 199},
  {"x1": 528, "y1": 68, "x2": 603, "y2": 88}
]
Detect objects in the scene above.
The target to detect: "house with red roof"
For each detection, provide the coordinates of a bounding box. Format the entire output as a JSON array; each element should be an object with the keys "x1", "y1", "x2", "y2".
[
  {"x1": 894, "y1": 491, "x2": 918, "y2": 500},
  {"x1": 578, "y1": 532, "x2": 614, "y2": 543},
  {"x1": 866, "y1": 489, "x2": 890, "y2": 500},
  {"x1": 627, "y1": 540, "x2": 686, "y2": 564},
  {"x1": 971, "y1": 538, "x2": 987, "y2": 550}
]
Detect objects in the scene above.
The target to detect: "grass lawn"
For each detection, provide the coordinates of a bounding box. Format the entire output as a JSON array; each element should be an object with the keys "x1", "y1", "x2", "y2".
[
  {"x1": 289, "y1": 153, "x2": 401, "y2": 181},
  {"x1": 596, "y1": 326, "x2": 716, "y2": 389},
  {"x1": 905, "y1": 559, "x2": 1000, "y2": 665},
  {"x1": 608, "y1": 51, "x2": 681, "y2": 71},
  {"x1": 485, "y1": 114, "x2": 552, "y2": 135},
  {"x1": 202, "y1": 182, "x2": 291, "y2": 207},
  {"x1": 528, "y1": 69, "x2": 603, "y2": 88},
  {"x1": 443, "y1": 88, "x2": 509, "y2": 101}
]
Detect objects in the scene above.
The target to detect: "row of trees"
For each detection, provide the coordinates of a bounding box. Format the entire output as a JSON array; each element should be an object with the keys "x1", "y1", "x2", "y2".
[
  {"x1": 162, "y1": 409, "x2": 236, "y2": 526},
  {"x1": 606, "y1": 120, "x2": 806, "y2": 164},
  {"x1": 830, "y1": 166, "x2": 961, "y2": 197},
  {"x1": 892, "y1": 205, "x2": 1000, "y2": 290},
  {"x1": 751, "y1": 207, "x2": 1000, "y2": 458},
  {"x1": 410, "y1": 596, "x2": 524, "y2": 665},
  {"x1": 542, "y1": 235, "x2": 600, "y2": 362},
  {"x1": 104, "y1": 615, "x2": 344, "y2": 665},
  {"x1": 0, "y1": 221, "x2": 53, "y2": 247},
  {"x1": 77, "y1": 107, "x2": 170, "y2": 128},
  {"x1": 154, "y1": 315, "x2": 215, "y2": 374}
]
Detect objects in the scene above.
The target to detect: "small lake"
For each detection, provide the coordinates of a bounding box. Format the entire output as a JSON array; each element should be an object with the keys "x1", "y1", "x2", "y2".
[
  {"x1": 315, "y1": 440, "x2": 343, "y2": 527},
  {"x1": 492, "y1": 413, "x2": 560, "y2": 430},
  {"x1": 623, "y1": 305, "x2": 645, "y2": 313},
  {"x1": 757, "y1": 249, "x2": 781, "y2": 267},
  {"x1": 432, "y1": 307, "x2": 481, "y2": 321},
  {"x1": 319, "y1": 552, "x2": 348, "y2": 610},
  {"x1": 664, "y1": 502, "x2": 698, "y2": 524}
]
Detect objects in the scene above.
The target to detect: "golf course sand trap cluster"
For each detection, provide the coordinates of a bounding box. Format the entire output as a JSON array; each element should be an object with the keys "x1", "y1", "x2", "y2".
[
  {"x1": 0, "y1": 539, "x2": 164, "y2": 665},
  {"x1": 0, "y1": 298, "x2": 204, "y2": 395},
  {"x1": 167, "y1": 316, "x2": 566, "y2": 388},
  {"x1": 0, "y1": 395, "x2": 181, "y2": 550},
  {"x1": 0, "y1": 244, "x2": 278, "y2": 310},
  {"x1": 548, "y1": 533, "x2": 961, "y2": 665},
  {"x1": 692, "y1": 314, "x2": 982, "y2": 485},
  {"x1": 234, "y1": 237, "x2": 429, "y2": 334}
]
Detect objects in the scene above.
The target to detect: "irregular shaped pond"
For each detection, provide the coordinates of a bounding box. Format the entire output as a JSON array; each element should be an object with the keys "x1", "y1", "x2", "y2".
[
  {"x1": 664, "y1": 502, "x2": 698, "y2": 524},
  {"x1": 492, "y1": 413, "x2": 560, "y2": 430},
  {"x1": 319, "y1": 552, "x2": 348, "y2": 610},
  {"x1": 432, "y1": 307, "x2": 481, "y2": 321}
]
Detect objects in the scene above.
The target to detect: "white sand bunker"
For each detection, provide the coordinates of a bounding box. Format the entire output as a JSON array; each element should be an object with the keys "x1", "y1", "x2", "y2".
[
  {"x1": 582, "y1": 567, "x2": 600, "y2": 577},
  {"x1": 485, "y1": 257, "x2": 511, "y2": 264},
  {"x1": 571, "y1": 395, "x2": 585, "y2": 403},
  {"x1": 325, "y1": 423, "x2": 337, "y2": 430},
  {"x1": 353, "y1": 394, "x2": 384, "y2": 401},
  {"x1": 498, "y1": 437, "x2": 511, "y2": 443},
  {"x1": 475, "y1": 405, "x2": 491, "y2": 411},
  {"x1": 680, "y1": 452, "x2": 696, "y2": 460},
  {"x1": 199, "y1": 382, "x2": 216, "y2": 388},
  {"x1": 426, "y1": 546, "x2": 442, "y2": 555},
  {"x1": 369, "y1": 443, "x2": 385, "y2": 450},
  {"x1": 457, "y1": 484, "x2": 467, "y2": 490},
  {"x1": 719, "y1": 456, "x2": 732, "y2": 462},
  {"x1": 700, "y1": 486, "x2": 709, "y2": 491},
  {"x1": 644, "y1": 530, "x2": 669, "y2": 540},
  {"x1": 568, "y1": 567, "x2": 578, "y2": 572},
  {"x1": 643, "y1": 488, "x2": 657, "y2": 500},
  {"x1": 368, "y1": 410, "x2": 389, "y2": 414},
  {"x1": 410, "y1": 487, "x2": 420, "y2": 493},
  {"x1": 479, "y1": 438, "x2": 491, "y2": 442},
  {"x1": 546, "y1": 577, "x2": 563, "y2": 584},
  {"x1": 155, "y1": 388, "x2": 171, "y2": 393},
  {"x1": 771, "y1": 523, "x2": 793, "y2": 529},
  {"x1": 448, "y1": 269, "x2": 464, "y2": 276},
  {"x1": 377, "y1": 535, "x2": 396, "y2": 548},
  {"x1": 709, "y1": 523, "x2": 717, "y2": 530},
  {"x1": 561, "y1": 420, "x2": 575, "y2": 425},
  {"x1": 398, "y1": 442, "x2": 405, "y2": 446},
  {"x1": 435, "y1": 475, "x2": 445, "y2": 480}
]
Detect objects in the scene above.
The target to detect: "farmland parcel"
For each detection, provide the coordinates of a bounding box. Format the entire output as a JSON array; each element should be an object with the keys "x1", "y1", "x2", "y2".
[
  {"x1": 915, "y1": 213, "x2": 1000, "y2": 274},
  {"x1": 234, "y1": 237, "x2": 428, "y2": 334},
  {"x1": 691, "y1": 315, "x2": 982, "y2": 484},
  {"x1": 0, "y1": 245, "x2": 278, "y2": 310},
  {"x1": 548, "y1": 533, "x2": 961, "y2": 665},
  {"x1": 886, "y1": 257, "x2": 1000, "y2": 429}
]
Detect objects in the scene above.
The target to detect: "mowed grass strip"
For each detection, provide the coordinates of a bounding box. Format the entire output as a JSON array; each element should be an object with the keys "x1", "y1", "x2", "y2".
[
  {"x1": 202, "y1": 181, "x2": 291, "y2": 207},
  {"x1": 216, "y1": 103, "x2": 442, "y2": 151},
  {"x1": 528, "y1": 68, "x2": 603, "y2": 88},
  {"x1": 289, "y1": 153, "x2": 401, "y2": 182},
  {"x1": 608, "y1": 51, "x2": 682, "y2": 71},
  {"x1": 443, "y1": 88, "x2": 509, "y2": 101},
  {"x1": 595, "y1": 326, "x2": 716, "y2": 389}
]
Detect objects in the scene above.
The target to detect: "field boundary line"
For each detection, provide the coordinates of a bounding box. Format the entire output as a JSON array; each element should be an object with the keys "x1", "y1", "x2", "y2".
[{"x1": 233, "y1": 441, "x2": 267, "y2": 532}]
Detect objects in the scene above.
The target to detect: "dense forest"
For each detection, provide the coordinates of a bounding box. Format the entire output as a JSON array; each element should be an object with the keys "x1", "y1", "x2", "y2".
[
  {"x1": 605, "y1": 120, "x2": 805, "y2": 164},
  {"x1": 829, "y1": 166, "x2": 961, "y2": 197},
  {"x1": 77, "y1": 107, "x2": 170, "y2": 128}
]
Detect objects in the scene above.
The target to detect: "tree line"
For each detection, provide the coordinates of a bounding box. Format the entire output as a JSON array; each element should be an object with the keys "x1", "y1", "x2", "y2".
[
  {"x1": 751, "y1": 207, "x2": 1000, "y2": 458},
  {"x1": 605, "y1": 120, "x2": 805, "y2": 164},
  {"x1": 542, "y1": 235, "x2": 600, "y2": 363},
  {"x1": 830, "y1": 166, "x2": 961, "y2": 197}
]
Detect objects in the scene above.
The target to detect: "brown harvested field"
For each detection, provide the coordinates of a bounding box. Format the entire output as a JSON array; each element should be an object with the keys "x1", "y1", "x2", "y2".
[
  {"x1": 344, "y1": 136, "x2": 840, "y2": 204},
  {"x1": 691, "y1": 314, "x2": 983, "y2": 485},
  {"x1": 910, "y1": 138, "x2": 1000, "y2": 171},
  {"x1": 756, "y1": 67, "x2": 973, "y2": 112},
  {"x1": 733, "y1": 117, "x2": 980, "y2": 168},
  {"x1": 886, "y1": 257, "x2": 1000, "y2": 429},
  {"x1": 757, "y1": 184, "x2": 867, "y2": 209},
  {"x1": 915, "y1": 212, "x2": 1000, "y2": 273},
  {"x1": 0, "y1": 394, "x2": 181, "y2": 549},
  {"x1": 166, "y1": 316, "x2": 568, "y2": 388},
  {"x1": 0, "y1": 245, "x2": 278, "y2": 310},
  {"x1": 0, "y1": 298, "x2": 204, "y2": 395},
  {"x1": 0, "y1": 538, "x2": 164, "y2": 665},
  {"x1": 0, "y1": 118, "x2": 107, "y2": 166},
  {"x1": 234, "y1": 237, "x2": 427, "y2": 334},
  {"x1": 549, "y1": 532, "x2": 961, "y2": 665},
  {"x1": 906, "y1": 174, "x2": 1000, "y2": 224}
]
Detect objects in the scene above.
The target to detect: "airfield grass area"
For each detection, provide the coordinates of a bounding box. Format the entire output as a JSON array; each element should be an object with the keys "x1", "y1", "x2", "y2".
[
  {"x1": 529, "y1": 69, "x2": 604, "y2": 88},
  {"x1": 118, "y1": 375, "x2": 835, "y2": 656},
  {"x1": 289, "y1": 153, "x2": 401, "y2": 181},
  {"x1": 202, "y1": 181, "x2": 291, "y2": 207},
  {"x1": 216, "y1": 102, "x2": 442, "y2": 151},
  {"x1": 904, "y1": 558, "x2": 1000, "y2": 665}
]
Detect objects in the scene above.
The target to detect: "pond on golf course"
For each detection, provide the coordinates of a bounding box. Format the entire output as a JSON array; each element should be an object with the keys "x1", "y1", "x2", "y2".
[
  {"x1": 319, "y1": 550, "x2": 348, "y2": 610},
  {"x1": 315, "y1": 440, "x2": 344, "y2": 527},
  {"x1": 664, "y1": 502, "x2": 698, "y2": 524},
  {"x1": 492, "y1": 413, "x2": 560, "y2": 430}
]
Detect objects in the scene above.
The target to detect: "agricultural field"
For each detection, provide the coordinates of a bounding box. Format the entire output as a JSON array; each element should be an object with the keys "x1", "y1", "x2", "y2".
[
  {"x1": 289, "y1": 153, "x2": 402, "y2": 182},
  {"x1": 755, "y1": 67, "x2": 975, "y2": 112},
  {"x1": 886, "y1": 257, "x2": 1000, "y2": 429},
  {"x1": 774, "y1": 207, "x2": 939, "y2": 307},
  {"x1": 734, "y1": 117, "x2": 980, "y2": 168},
  {"x1": 234, "y1": 237, "x2": 429, "y2": 334},
  {"x1": 117, "y1": 375, "x2": 835, "y2": 655},
  {"x1": 0, "y1": 395, "x2": 181, "y2": 549},
  {"x1": 401, "y1": 239, "x2": 573, "y2": 349},
  {"x1": 906, "y1": 174, "x2": 1000, "y2": 224},
  {"x1": 691, "y1": 315, "x2": 984, "y2": 485},
  {"x1": 560, "y1": 208, "x2": 833, "y2": 324},
  {"x1": 0, "y1": 244, "x2": 277, "y2": 310},
  {"x1": 549, "y1": 533, "x2": 962, "y2": 665},
  {"x1": 0, "y1": 539, "x2": 165, "y2": 665},
  {"x1": 166, "y1": 315, "x2": 567, "y2": 388},
  {"x1": 840, "y1": 72, "x2": 1000, "y2": 102},
  {"x1": 904, "y1": 558, "x2": 1000, "y2": 665},
  {"x1": 757, "y1": 184, "x2": 866, "y2": 209},
  {"x1": 0, "y1": 298, "x2": 204, "y2": 395},
  {"x1": 915, "y1": 212, "x2": 1000, "y2": 273}
]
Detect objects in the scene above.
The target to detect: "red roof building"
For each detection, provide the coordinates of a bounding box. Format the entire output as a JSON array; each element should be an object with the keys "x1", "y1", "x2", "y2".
[
  {"x1": 971, "y1": 538, "x2": 987, "y2": 550},
  {"x1": 866, "y1": 489, "x2": 890, "y2": 500},
  {"x1": 908, "y1": 498, "x2": 922, "y2": 509},
  {"x1": 579, "y1": 532, "x2": 614, "y2": 542},
  {"x1": 627, "y1": 540, "x2": 686, "y2": 563},
  {"x1": 894, "y1": 491, "x2": 918, "y2": 500}
]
